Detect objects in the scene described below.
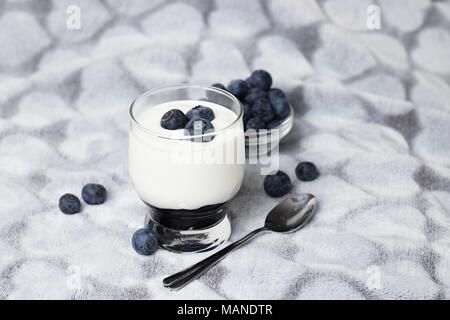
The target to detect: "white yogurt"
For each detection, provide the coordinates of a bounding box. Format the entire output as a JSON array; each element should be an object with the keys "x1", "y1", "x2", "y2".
[{"x1": 129, "y1": 100, "x2": 245, "y2": 210}]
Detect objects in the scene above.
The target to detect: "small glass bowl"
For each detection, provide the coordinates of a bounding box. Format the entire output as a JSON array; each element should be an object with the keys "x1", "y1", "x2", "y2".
[{"x1": 245, "y1": 104, "x2": 294, "y2": 157}]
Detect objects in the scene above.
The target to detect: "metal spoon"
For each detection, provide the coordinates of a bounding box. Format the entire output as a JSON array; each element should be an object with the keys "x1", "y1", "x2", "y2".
[{"x1": 163, "y1": 194, "x2": 317, "y2": 290}]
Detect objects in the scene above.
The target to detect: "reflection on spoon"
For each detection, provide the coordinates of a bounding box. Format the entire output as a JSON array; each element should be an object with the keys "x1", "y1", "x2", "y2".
[{"x1": 163, "y1": 194, "x2": 318, "y2": 290}]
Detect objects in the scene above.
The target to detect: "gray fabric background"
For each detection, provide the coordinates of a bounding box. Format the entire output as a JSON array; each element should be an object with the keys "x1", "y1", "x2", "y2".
[{"x1": 1, "y1": 0, "x2": 450, "y2": 299}]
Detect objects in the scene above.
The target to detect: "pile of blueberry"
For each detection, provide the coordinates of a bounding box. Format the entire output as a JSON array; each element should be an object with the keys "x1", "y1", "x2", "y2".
[
  {"x1": 212, "y1": 69, "x2": 290, "y2": 131},
  {"x1": 264, "y1": 162, "x2": 320, "y2": 197},
  {"x1": 160, "y1": 105, "x2": 215, "y2": 142},
  {"x1": 58, "y1": 183, "x2": 107, "y2": 214}
]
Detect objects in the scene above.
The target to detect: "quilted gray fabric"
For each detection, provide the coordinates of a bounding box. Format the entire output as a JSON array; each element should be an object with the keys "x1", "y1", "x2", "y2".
[{"x1": 1, "y1": 0, "x2": 450, "y2": 299}]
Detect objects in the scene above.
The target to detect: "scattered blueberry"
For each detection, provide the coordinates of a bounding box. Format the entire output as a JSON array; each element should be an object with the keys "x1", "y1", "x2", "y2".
[
  {"x1": 245, "y1": 117, "x2": 266, "y2": 131},
  {"x1": 227, "y1": 79, "x2": 249, "y2": 99},
  {"x1": 212, "y1": 83, "x2": 227, "y2": 91},
  {"x1": 271, "y1": 99, "x2": 290, "y2": 119},
  {"x1": 267, "y1": 119, "x2": 282, "y2": 129},
  {"x1": 184, "y1": 118, "x2": 215, "y2": 142},
  {"x1": 82, "y1": 183, "x2": 107, "y2": 205},
  {"x1": 263, "y1": 171, "x2": 293, "y2": 197},
  {"x1": 295, "y1": 162, "x2": 320, "y2": 181},
  {"x1": 248, "y1": 70, "x2": 272, "y2": 91},
  {"x1": 58, "y1": 193, "x2": 81, "y2": 214},
  {"x1": 132, "y1": 228, "x2": 158, "y2": 256},
  {"x1": 186, "y1": 105, "x2": 215, "y2": 121},
  {"x1": 160, "y1": 109, "x2": 188, "y2": 130},
  {"x1": 244, "y1": 88, "x2": 269, "y2": 105},
  {"x1": 251, "y1": 99, "x2": 275, "y2": 123},
  {"x1": 268, "y1": 88, "x2": 286, "y2": 103}
]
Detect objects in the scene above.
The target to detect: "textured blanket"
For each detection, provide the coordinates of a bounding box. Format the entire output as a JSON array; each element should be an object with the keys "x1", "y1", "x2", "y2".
[{"x1": 1, "y1": 0, "x2": 450, "y2": 300}]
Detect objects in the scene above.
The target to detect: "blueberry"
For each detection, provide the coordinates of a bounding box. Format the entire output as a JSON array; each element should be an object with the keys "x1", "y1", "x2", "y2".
[
  {"x1": 227, "y1": 79, "x2": 249, "y2": 99},
  {"x1": 272, "y1": 99, "x2": 290, "y2": 119},
  {"x1": 248, "y1": 70, "x2": 272, "y2": 91},
  {"x1": 268, "y1": 88, "x2": 286, "y2": 103},
  {"x1": 243, "y1": 102, "x2": 252, "y2": 122},
  {"x1": 295, "y1": 162, "x2": 319, "y2": 181},
  {"x1": 82, "y1": 183, "x2": 107, "y2": 205},
  {"x1": 186, "y1": 105, "x2": 215, "y2": 121},
  {"x1": 59, "y1": 193, "x2": 81, "y2": 214},
  {"x1": 245, "y1": 117, "x2": 265, "y2": 131},
  {"x1": 184, "y1": 118, "x2": 215, "y2": 142},
  {"x1": 263, "y1": 171, "x2": 293, "y2": 197},
  {"x1": 251, "y1": 99, "x2": 275, "y2": 123},
  {"x1": 160, "y1": 109, "x2": 188, "y2": 130},
  {"x1": 212, "y1": 83, "x2": 227, "y2": 91},
  {"x1": 244, "y1": 88, "x2": 269, "y2": 105},
  {"x1": 132, "y1": 228, "x2": 158, "y2": 256},
  {"x1": 267, "y1": 119, "x2": 282, "y2": 129}
]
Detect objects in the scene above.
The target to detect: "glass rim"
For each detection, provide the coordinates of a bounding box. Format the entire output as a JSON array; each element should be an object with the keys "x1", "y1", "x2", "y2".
[{"x1": 129, "y1": 84, "x2": 243, "y2": 141}]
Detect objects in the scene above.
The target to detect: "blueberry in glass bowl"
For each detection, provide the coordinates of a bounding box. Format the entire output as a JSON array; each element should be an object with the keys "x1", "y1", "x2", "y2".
[{"x1": 212, "y1": 70, "x2": 294, "y2": 156}]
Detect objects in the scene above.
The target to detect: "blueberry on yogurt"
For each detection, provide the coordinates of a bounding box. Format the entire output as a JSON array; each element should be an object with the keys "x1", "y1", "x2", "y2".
[
  {"x1": 132, "y1": 228, "x2": 158, "y2": 256},
  {"x1": 184, "y1": 118, "x2": 215, "y2": 142},
  {"x1": 186, "y1": 105, "x2": 215, "y2": 121},
  {"x1": 263, "y1": 171, "x2": 293, "y2": 197},
  {"x1": 82, "y1": 183, "x2": 107, "y2": 205},
  {"x1": 59, "y1": 193, "x2": 81, "y2": 214},
  {"x1": 248, "y1": 70, "x2": 272, "y2": 91},
  {"x1": 160, "y1": 109, "x2": 189, "y2": 130}
]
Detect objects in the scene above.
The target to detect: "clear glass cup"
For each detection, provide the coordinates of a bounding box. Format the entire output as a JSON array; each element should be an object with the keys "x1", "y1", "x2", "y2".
[{"x1": 129, "y1": 85, "x2": 245, "y2": 253}]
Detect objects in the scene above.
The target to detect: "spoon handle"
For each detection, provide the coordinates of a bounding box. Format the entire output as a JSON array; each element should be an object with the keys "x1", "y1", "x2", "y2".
[{"x1": 163, "y1": 227, "x2": 267, "y2": 289}]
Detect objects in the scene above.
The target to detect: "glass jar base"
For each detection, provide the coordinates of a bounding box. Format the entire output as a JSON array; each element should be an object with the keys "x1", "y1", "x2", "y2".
[{"x1": 144, "y1": 210, "x2": 231, "y2": 253}]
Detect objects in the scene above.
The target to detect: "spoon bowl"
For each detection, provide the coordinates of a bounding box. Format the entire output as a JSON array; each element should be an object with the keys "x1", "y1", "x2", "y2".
[{"x1": 265, "y1": 194, "x2": 317, "y2": 233}]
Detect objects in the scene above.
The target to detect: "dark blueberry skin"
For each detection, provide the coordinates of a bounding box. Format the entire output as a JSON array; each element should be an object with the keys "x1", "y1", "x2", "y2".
[
  {"x1": 186, "y1": 105, "x2": 215, "y2": 121},
  {"x1": 267, "y1": 119, "x2": 282, "y2": 129},
  {"x1": 248, "y1": 69, "x2": 272, "y2": 91},
  {"x1": 295, "y1": 162, "x2": 320, "y2": 181},
  {"x1": 244, "y1": 88, "x2": 269, "y2": 105},
  {"x1": 245, "y1": 77, "x2": 253, "y2": 89},
  {"x1": 272, "y1": 99, "x2": 290, "y2": 120},
  {"x1": 245, "y1": 117, "x2": 265, "y2": 131},
  {"x1": 243, "y1": 102, "x2": 252, "y2": 123},
  {"x1": 227, "y1": 79, "x2": 249, "y2": 99},
  {"x1": 132, "y1": 228, "x2": 158, "y2": 256},
  {"x1": 263, "y1": 171, "x2": 293, "y2": 197},
  {"x1": 184, "y1": 118, "x2": 215, "y2": 142},
  {"x1": 160, "y1": 109, "x2": 189, "y2": 130},
  {"x1": 251, "y1": 99, "x2": 275, "y2": 123},
  {"x1": 268, "y1": 88, "x2": 286, "y2": 103},
  {"x1": 82, "y1": 183, "x2": 107, "y2": 205},
  {"x1": 59, "y1": 193, "x2": 81, "y2": 214},
  {"x1": 212, "y1": 83, "x2": 227, "y2": 91}
]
